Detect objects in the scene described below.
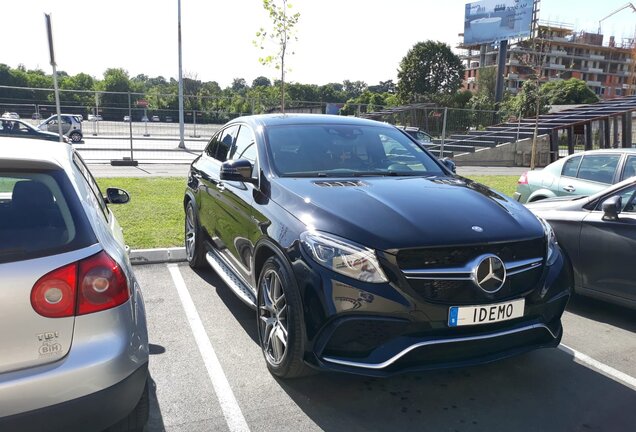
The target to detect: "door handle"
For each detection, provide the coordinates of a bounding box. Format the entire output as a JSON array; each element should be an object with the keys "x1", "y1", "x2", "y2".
[
  {"x1": 563, "y1": 185, "x2": 576, "y2": 192},
  {"x1": 216, "y1": 182, "x2": 226, "y2": 191}
]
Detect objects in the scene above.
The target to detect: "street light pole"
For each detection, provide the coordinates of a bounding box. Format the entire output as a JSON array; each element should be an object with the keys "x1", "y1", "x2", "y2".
[
  {"x1": 44, "y1": 13, "x2": 63, "y2": 143},
  {"x1": 177, "y1": 0, "x2": 185, "y2": 149}
]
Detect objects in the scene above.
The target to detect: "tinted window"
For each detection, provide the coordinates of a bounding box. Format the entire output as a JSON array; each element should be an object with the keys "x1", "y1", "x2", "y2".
[
  {"x1": 561, "y1": 155, "x2": 581, "y2": 177},
  {"x1": 266, "y1": 124, "x2": 444, "y2": 177},
  {"x1": 577, "y1": 154, "x2": 620, "y2": 184},
  {"x1": 231, "y1": 126, "x2": 257, "y2": 177},
  {"x1": 205, "y1": 126, "x2": 238, "y2": 162},
  {"x1": 0, "y1": 120, "x2": 37, "y2": 136},
  {"x1": 73, "y1": 153, "x2": 109, "y2": 221},
  {"x1": 619, "y1": 185, "x2": 636, "y2": 213},
  {"x1": 621, "y1": 155, "x2": 636, "y2": 180},
  {"x1": 0, "y1": 170, "x2": 96, "y2": 264}
]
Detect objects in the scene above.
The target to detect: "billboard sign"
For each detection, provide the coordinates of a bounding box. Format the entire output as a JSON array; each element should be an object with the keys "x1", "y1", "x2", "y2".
[{"x1": 464, "y1": 0, "x2": 535, "y2": 45}]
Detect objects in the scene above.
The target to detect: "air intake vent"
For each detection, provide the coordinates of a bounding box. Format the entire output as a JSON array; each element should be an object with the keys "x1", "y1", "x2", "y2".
[{"x1": 314, "y1": 180, "x2": 366, "y2": 187}]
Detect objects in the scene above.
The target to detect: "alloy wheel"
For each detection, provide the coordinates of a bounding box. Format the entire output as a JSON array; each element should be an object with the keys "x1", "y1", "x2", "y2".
[
  {"x1": 258, "y1": 269, "x2": 288, "y2": 366},
  {"x1": 185, "y1": 204, "x2": 196, "y2": 261}
]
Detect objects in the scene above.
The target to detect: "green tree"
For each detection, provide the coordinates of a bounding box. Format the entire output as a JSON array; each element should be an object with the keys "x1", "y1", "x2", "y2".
[
  {"x1": 540, "y1": 78, "x2": 598, "y2": 105},
  {"x1": 98, "y1": 68, "x2": 131, "y2": 119},
  {"x1": 254, "y1": 0, "x2": 300, "y2": 112},
  {"x1": 499, "y1": 80, "x2": 549, "y2": 120},
  {"x1": 231, "y1": 78, "x2": 248, "y2": 92},
  {"x1": 397, "y1": 41, "x2": 464, "y2": 103},
  {"x1": 252, "y1": 76, "x2": 272, "y2": 87}
]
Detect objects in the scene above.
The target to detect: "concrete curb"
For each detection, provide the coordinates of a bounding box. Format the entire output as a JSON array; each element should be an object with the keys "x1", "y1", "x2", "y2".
[{"x1": 130, "y1": 247, "x2": 187, "y2": 265}]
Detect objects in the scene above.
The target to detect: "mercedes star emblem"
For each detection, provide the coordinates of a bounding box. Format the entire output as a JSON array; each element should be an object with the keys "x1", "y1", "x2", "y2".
[{"x1": 473, "y1": 255, "x2": 506, "y2": 293}]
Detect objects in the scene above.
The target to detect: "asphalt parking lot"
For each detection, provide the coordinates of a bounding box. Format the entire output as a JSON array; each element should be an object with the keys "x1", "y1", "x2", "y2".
[{"x1": 136, "y1": 263, "x2": 636, "y2": 432}]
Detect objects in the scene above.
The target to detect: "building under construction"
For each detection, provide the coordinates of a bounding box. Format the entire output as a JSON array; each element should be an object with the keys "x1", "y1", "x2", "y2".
[{"x1": 461, "y1": 21, "x2": 636, "y2": 99}]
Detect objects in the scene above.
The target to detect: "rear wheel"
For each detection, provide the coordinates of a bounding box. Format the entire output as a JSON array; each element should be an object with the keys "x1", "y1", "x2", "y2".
[
  {"x1": 185, "y1": 200, "x2": 206, "y2": 269},
  {"x1": 257, "y1": 256, "x2": 311, "y2": 378},
  {"x1": 105, "y1": 379, "x2": 149, "y2": 432},
  {"x1": 69, "y1": 131, "x2": 82, "y2": 143}
]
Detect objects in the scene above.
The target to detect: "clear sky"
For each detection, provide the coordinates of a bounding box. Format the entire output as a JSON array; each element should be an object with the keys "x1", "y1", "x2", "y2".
[{"x1": 3, "y1": 0, "x2": 636, "y2": 87}]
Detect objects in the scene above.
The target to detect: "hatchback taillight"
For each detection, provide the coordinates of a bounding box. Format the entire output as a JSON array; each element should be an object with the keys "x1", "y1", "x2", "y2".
[
  {"x1": 518, "y1": 172, "x2": 528, "y2": 185},
  {"x1": 31, "y1": 263, "x2": 78, "y2": 318},
  {"x1": 31, "y1": 251, "x2": 130, "y2": 318}
]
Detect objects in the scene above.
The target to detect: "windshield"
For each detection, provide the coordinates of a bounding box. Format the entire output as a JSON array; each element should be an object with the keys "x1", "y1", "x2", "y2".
[{"x1": 265, "y1": 124, "x2": 445, "y2": 177}]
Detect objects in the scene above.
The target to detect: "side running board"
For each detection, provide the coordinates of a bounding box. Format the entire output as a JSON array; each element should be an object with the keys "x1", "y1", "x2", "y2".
[{"x1": 206, "y1": 250, "x2": 257, "y2": 309}]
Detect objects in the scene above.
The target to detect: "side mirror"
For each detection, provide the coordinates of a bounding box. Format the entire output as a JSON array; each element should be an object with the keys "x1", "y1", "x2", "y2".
[
  {"x1": 105, "y1": 187, "x2": 130, "y2": 204},
  {"x1": 442, "y1": 157, "x2": 456, "y2": 173},
  {"x1": 602, "y1": 195, "x2": 622, "y2": 221},
  {"x1": 220, "y1": 159, "x2": 256, "y2": 184}
]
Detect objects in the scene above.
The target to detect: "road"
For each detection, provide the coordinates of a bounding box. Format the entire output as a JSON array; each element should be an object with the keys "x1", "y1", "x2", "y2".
[{"x1": 136, "y1": 263, "x2": 636, "y2": 432}]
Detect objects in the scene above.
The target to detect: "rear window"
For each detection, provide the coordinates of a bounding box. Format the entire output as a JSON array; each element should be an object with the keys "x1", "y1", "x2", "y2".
[{"x1": 0, "y1": 170, "x2": 96, "y2": 264}]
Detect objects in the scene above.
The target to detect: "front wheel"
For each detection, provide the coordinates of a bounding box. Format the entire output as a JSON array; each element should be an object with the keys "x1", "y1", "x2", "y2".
[
  {"x1": 257, "y1": 256, "x2": 311, "y2": 378},
  {"x1": 185, "y1": 200, "x2": 206, "y2": 269}
]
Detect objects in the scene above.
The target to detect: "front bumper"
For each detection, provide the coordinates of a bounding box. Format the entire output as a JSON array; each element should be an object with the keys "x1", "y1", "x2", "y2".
[{"x1": 295, "y1": 245, "x2": 572, "y2": 376}]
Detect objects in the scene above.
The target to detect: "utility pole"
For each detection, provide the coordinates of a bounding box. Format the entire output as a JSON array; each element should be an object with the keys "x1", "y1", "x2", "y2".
[
  {"x1": 44, "y1": 14, "x2": 63, "y2": 143},
  {"x1": 177, "y1": 0, "x2": 186, "y2": 149}
]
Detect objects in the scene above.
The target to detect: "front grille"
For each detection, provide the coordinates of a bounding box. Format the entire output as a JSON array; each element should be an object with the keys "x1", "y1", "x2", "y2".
[
  {"x1": 408, "y1": 267, "x2": 543, "y2": 304},
  {"x1": 397, "y1": 238, "x2": 545, "y2": 270},
  {"x1": 397, "y1": 238, "x2": 546, "y2": 304}
]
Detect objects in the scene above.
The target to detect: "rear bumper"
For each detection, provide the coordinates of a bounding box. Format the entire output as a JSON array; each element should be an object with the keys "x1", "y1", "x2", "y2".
[
  {"x1": 0, "y1": 299, "x2": 149, "y2": 419},
  {"x1": 0, "y1": 363, "x2": 148, "y2": 432}
]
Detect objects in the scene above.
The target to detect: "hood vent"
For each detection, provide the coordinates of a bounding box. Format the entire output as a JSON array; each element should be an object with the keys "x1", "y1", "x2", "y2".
[{"x1": 314, "y1": 180, "x2": 366, "y2": 188}]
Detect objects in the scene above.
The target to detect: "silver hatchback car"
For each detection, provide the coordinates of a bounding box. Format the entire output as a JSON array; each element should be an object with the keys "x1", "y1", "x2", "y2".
[{"x1": 0, "y1": 139, "x2": 149, "y2": 431}]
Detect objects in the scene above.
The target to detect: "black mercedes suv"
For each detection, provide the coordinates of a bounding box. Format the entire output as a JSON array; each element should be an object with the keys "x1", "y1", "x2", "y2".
[{"x1": 183, "y1": 114, "x2": 572, "y2": 378}]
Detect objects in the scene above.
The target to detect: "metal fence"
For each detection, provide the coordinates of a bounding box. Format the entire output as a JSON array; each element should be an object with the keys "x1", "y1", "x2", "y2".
[
  {"x1": 1, "y1": 85, "x2": 505, "y2": 163},
  {"x1": 0, "y1": 85, "x2": 329, "y2": 163}
]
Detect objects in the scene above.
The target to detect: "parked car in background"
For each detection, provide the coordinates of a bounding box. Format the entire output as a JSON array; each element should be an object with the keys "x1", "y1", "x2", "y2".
[
  {"x1": 88, "y1": 114, "x2": 102, "y2": 121},
  {"x1": 31, "y1": 113, "x2": 42, "y2": 120},
  {"x1": 151, "y1": 115, "x2": 160, "y2": 122},
  {"x1": 184, "y1": 114, "x2": 571, "y2": 378},
  {"x1": 123, "y1": 115, "x2": 131, "y2": 122},
  {"x1": 38, "y1": 114, "x2": 84, "y2": 143},
  {"x1": 527, "y1": 176, "x2": 636, "y2": 309},
  {"x1": 1, "y1": 112, "x2": 20, "y2": 119},
  {"x1": 165, "y1": 116, "x2": 173, "y2": 122},
  {"x1": 0, "y1": 139, "x2": 149, "y2": 431},
  {"x1": 1, "y1": 118, "x2": 67, "y2": 142},
  {"x1": 398, "y1": 126, "x2": 433, "y2": 144},
  {"x1": 514, "y1": 149, "x2": 636, "y2": 203}
]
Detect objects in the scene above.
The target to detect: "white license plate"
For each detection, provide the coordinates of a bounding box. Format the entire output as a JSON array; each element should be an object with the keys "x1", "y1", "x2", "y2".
[{"x1": 448, "y1": 299, "x2": 525, "y2": 327}]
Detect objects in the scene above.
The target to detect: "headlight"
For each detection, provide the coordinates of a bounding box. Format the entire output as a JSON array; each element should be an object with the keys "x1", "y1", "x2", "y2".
[
  {"x1": 538, "y1": 217, "x2": 558, "y2": 265},
  {"x1": 300, "y1": 231, "x2": 389, "y2": 283}
]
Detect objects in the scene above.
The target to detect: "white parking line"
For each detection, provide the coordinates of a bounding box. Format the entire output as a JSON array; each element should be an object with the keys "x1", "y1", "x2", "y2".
[
  {"x1": 168, "y1": 264, "x2": 251, "y2": 432},
  {"x1": 559, "y1": 344, "x2": 636, "y2": 391}
]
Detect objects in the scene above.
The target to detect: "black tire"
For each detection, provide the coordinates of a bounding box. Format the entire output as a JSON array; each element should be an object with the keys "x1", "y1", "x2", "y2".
[
  {"x1": 257, "y1": 255, "x2": 312, "y2": 379},
  {"x1": 105, "y1": 379, "x2": 149, "y2": 432},
  {"x1": 185, "y1": 200, "x2": 206, "y2": 269},
  {"x1": 69, "y1": 131, "x2": 82, "y2": 143}
]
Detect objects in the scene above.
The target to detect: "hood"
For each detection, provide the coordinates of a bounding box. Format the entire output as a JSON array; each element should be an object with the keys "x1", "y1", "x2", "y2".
[{"x1": 271, "y1": 176, "x2": 544, "y2": 251}]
